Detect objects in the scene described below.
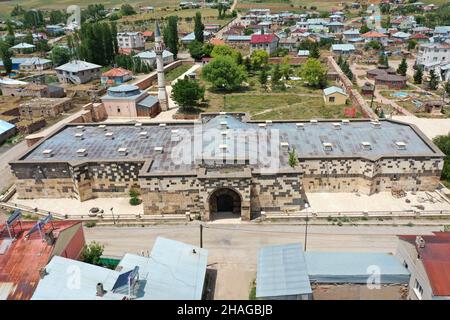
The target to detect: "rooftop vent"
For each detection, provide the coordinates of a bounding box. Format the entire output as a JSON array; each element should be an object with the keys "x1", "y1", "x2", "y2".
[
  {"x1": 76, "y1": 125, "x2": 85, "y2": 131},
  {"x1": 98, "y1": 124, "x2": 107, "y2": 130},
  {"x1": 219, "y1": 112, "x2": 226, "y2": 115},
  {"x1": 265, "y1": 120, "x2": 272, "y2": 125},
  {"x1": 117, "y1": 147, "x2": 128, "y2": 156},
  {"x1": 323, "y1": 142, "x2": 333, "y2": 152},
  {"x1": 333, "y1": 123, "x2": 341, "y2": 130},
  {"x1": 371, "y1": 121, "x2": 381, "y2": 128},
  {"x1": 220, "y1": 121, "x2": 228, "y2": 129},
  {"x1": 77, "y1": 148, "x2": 87, "y2": 157},
  {"x1": 105, "y1": 132, "x2": 114, "y2": 139},
  {"x1": 280, "y1": 142, "x2": 289, "y2": 151},
  {"x1": 258, "y1": 123, "x2": 266, "y2": 128},
  {"x1": 342, "y1": 119, "x2": 350, "y2": 124},
  {"x1": 42, "y1": 149, "x2": 53, "y2": 158},
  {"x1": 75, "y1": 133, "x2": 84, "y2": 140},
  {"x1": 134, "y1": 122, "x2": 142, "y2": 128},
  {"x1": 96, "y1": 283, "x2": 105, "y2": 297},
  {"x1": 296, "y1": 123, "x2": 304, "y2": 129},
  {"x1": 159, "y1": 123, "x2": 166, "y2": 127},
  {"x1": 171, "y1": 130, "x2": 180, "y2": 142},
  {"x1": 361, "y1": 141, "x2": 372, "y2": 150},
  {"x1": 154, "y1": 146, "x2": 163, "y2": 153},
  {"x1": 395, "y1": 141, "x2": 407, "y2": 150},
  {"x1": 139, "y1": 131, "x2": 148, "y2": 139}
]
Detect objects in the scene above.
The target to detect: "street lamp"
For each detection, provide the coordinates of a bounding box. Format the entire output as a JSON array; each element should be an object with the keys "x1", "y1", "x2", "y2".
[
  {"x1": 304, "y1": 202, "x2": 309, "y2": 252},
  {"x1": 110, "y1": 207, "x2": 116, "y2": 225}
]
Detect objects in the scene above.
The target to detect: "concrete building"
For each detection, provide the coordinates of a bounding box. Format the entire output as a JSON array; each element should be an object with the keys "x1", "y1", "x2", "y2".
[
  {"x1": 19, "y1": 57, "x2": 52, "y2": 72},
  {"x1": 55, "y1": 60, "x2": 102, "y2": 84},
  {"x1": 0, "y1": 119, "x2": 16, "y2": 145},
  {"x1": 396, "y1": 232, "x2": 450, "y2": 300},
  {"x1": 331, "y1": 44, "x2": 356, "y2": 55},
  {"x1": 0, "y1": 217, "x2": 85, "y2": 300},
  {"x1": 19, "y1": 98, "x2": 72, "y2": 119},
  {"x1": 101, "y1": 84, "x2": 160, "y2": 118},
  {"x1": 416, "y1": 42, "x2": 450, "y2": 67},
  {"x1": 250, "y1": 34, "x2": 279, "y2": 55},
  {"x1": 361, "y1": 30, "x2": 388, "y2": 46},
  {"x1": 31, "y1": 237, "x2": 208, "y2": 300},
  {"x1": 117, "y1": 32, "x2": 145, "y2": 51},
  {"x1": 323, "y1": 86, "x2": 348, "y2": 105},
  {"x1": 10, "y1": 113, "x2": 445, "y2": 221}
]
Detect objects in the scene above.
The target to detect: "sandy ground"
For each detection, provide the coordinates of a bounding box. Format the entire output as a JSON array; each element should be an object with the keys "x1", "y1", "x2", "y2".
[
  {"x1": 392, "y1": 115, "x2": 450, "y2": 139},
  {"x1": 9, "y1": 195, "x2": 143, "y2": 217},
  {"x1": 84, "y1": 224, "x2": 442, "y2": 299},
  {"x1": 306, "y1": 191, "x2": 450, "y2": 213}
]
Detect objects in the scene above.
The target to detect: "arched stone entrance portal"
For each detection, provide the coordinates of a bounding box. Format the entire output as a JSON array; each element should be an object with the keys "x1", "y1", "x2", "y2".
[{"x1": 208, "y1": 188, "x2": 242, "y2": 219}]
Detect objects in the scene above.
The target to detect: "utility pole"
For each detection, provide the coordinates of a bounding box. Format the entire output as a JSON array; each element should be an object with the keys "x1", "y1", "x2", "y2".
[
  {"x1": 110, "y1": 207, "x2": 116, "y2": 225},
  {"x1": 304, "y1": 203, "x2": 309, "y2": 251},
  {"x1": 200, "y1": 224, "x2": 203, "y2": 248}
]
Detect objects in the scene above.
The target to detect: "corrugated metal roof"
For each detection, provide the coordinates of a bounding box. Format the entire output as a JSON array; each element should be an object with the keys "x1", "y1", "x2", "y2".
[
  {"x1": 32, "y1": 237, "x2": 208, "y2": 300},
  {"x1": 331, "y1": 44, "x2": 355, "y2": 51},
  {"x1": 305, "y1": 252, "x2": 410, "y2": 284},
  {"x1": 256, "y1": 243, "x2": 311, "y2": 298},
  {"x1": 0, "y1": 119, "x2": 15, "y2": 135}
]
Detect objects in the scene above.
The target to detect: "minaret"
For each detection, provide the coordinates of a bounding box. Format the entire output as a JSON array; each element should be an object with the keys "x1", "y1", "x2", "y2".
[{"x1": 154, "y1": 21, "x2": 169, "y2": 111}]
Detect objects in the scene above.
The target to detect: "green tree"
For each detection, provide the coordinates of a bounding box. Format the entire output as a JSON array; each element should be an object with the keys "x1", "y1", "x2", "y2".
[
  {"x1": 51, "y1": 46, "x2": 71, "y2": 66},
  {"x1": 120, "y1": 4, "x2": 136, "y2": 16},
  {"x1": 433, "y1": 133, "x2": 450, "y2": 184},
  {"x1": 0, "y1": 42, "x2": 13, "y2": 74},
  {"x1": 172, "y1": 78, "x2": 205, "y2": 112},
  {"x1": 194, "y1": 11, "x2": 204, "y2": 43},
  {"x1": 280, "y1": 56, "x2": 292, "y2": 80},
  {"x1": 407, "y1": 39, "x2": 417, "y2": 51},
  {"x1": 81, "y1": 241, "x2": 104, "y2": 265},
  {"x1": 397, "y1": 58, "x2": 408, "y2": 76},
  {"x1": 250, "y1": 49, "x2": 269, "y2": 70},
  {"x1": 49, "y1": 10, "x2": 66, "y2": 25},
  {"x1": 445, "y1": 81, "x2": 450, "y2": 96},
  {"x1": 202, "y1": 55, "x2": 247, "y2": 91},
  {"x1": 259, "y1": 68, "x2": 268, "y2": 90},
  {"x1": 413, "y1": 67, "x2": 423, "y2": 84},
  {"x1": 299, "y1": 58, "x2": 327, "y2": 89},
  {"x1": 367, "y1": 40, "x2": 382, "y2": 50},
  {"x1": 164, "y1": 16, "x2": 179, "y2": 58},
  {"x1": 188, "y1": 40, "x2": 205, "y2": 60},
  {"x1": 429, "y1": 69, "x2": 439, "y2": 90},
  {"x1": 360, "y1": 23, "x2": 370, "y2": 34},
  {"x1": 288, "y1": 147, "x2": 299, "y2": 168},
  {"x1": 309, "y1": 45, "x2": 320, "y2": 58},
  {"x1": 11, "y1": 4, "x2": 25, "y2": 16},
  {"x1": 24, "y1": 32, "x2": 34, "y2": 45},
  {"x1": 271, "y1": 63, "x2": 283, "y2": 89},
  {"x1": 5, "y1": 22, "x2": 15, "y2": 48}
]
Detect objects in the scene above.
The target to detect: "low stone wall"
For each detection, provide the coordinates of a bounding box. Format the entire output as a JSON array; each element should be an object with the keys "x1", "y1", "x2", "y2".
[{"x1": 134, "y1": 60, "x2": 190, "y2": 90}]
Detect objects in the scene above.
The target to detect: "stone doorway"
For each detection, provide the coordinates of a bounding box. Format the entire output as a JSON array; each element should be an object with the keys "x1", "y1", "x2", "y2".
[{"x1": 209, "y1": 188, "x2": 242, "y2": 220}]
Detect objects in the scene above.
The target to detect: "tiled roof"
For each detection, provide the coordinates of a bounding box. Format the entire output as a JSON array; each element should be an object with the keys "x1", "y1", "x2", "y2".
[
  {"x1": 250, "y1": 34, "x2": 278, "y2": 44},
  {"x1": 102, "y1": 67, "x2": 132, "y2": 77},
  {"x1": 362, "y1": 31, "x2": 388, "y2": 38}
]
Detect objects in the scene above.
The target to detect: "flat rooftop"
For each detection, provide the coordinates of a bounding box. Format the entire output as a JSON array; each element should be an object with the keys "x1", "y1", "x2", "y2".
[{"x1": 16, "y1": 114, "x2": 442, "y2": 173}]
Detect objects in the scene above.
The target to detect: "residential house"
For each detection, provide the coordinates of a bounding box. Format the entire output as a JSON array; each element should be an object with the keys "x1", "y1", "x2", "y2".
[
  {"x1": 392, "y1": 32, "x2": 412, "y2": 42},
  {"x1": 361, "y1": 30, "x2": 389, "y2": 45},
  {"x1": 250, "y1": 34, "x2": 279, "y2": 55},
  {"x1": 327, "y1": 21, "x2": 344, "y2": 34},
  {"x1": 134, "y1": 49, "x2": 174, "y2": 66},
  {"x1": 331, "y1": 44, "x2": 356, "y2": 55},
  {"x1": 45, "y1": 24, "x2": 65, "y2": 35},
  {"x1": 117, "y1": 32, "x2": 145, "y2": 51},
  {"x1": 416, "y1": 42, "x2": 450, "y2": 66},
  {"x1": 19, "y1": 57, "x2": 52, "y2": 72},
  {"x1": 55, "y1": 60, "x2": 102, "y2": 84},
  {"x1": 181, "y1": 31, "x2": 212, "y2": 45},
  {"x1": 0, "y1": 119, "x2": 16, "y2": 145},
  {"x1": 409, "y1": 33, "x2": 429, "y2": 43},
  {"x1": 343, "y1": 29, "x2": 361, "y2": 42},
  {"x1": 226, "y1": 35, "x2": 251, "y2": 44},
  {"x1": 142, "y1": 31, "x2": 154, "y2": 42},
  {"x1": 279, "y1": 37, "x2": 298, "y2": 52},
  {"x1": 323, "y1": 86, "x2": 348, "y2": 105},
  {"x1": 433, "y1": 26, "x2": 450, "y2": 37},
  {"x1": 11, "y1": 42, "x2": 36, "y2": 53},
  {"x1": 297, "y1": 50, "x2": 310, "y2": 57},
  {"x1": 101, "y1": 68, "x2": 133, "y2": 85},
  {"x1": 396, "y1": 233, "x2": 450, "y2": 300}
]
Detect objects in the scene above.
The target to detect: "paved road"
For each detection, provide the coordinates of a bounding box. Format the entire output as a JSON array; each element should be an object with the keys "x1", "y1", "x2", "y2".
[{"x1": 85, "y1": 224, "x2": 441, "y2": 299}]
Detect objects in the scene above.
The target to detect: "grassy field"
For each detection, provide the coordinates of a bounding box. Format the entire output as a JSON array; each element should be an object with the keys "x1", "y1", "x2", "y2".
[{"x1": 165, "y1": 63, "x2": 192, "y2": 83}]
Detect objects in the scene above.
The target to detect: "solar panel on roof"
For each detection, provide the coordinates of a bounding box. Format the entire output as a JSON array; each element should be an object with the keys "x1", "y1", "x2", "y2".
[{"x1": 112, "y1": 266, "x2": 139, "y2": 292}]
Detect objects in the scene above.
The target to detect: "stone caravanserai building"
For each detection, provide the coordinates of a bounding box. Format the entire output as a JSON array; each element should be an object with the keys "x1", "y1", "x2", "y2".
[{"x1": 10, "y1": 113, "x2": 444, "y2": 220}]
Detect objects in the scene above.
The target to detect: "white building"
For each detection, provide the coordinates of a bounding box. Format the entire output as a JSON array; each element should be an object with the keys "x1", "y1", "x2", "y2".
[
  {"x1": 117, "y1": 32, "x2": 145, "y2": 50},
  {"x1": 134, "y1": 50, "x2": 174, "y2": 66},
  {"x1": 55, "y1": 60, "x2": 102, "y2": 84},
  {"x1": 416, "y1": 42, "x2": 450, "y2": 66}
]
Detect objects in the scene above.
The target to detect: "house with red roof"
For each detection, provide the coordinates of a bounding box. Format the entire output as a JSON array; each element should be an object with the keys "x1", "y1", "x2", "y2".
[
  {"x1": 250, "y1": 33, "x2": 279, "y2": 55},
  {"x1": 101, "y1": 67, "x2": 133, "y2": 85},
  {"x1": 361, "y1": 30, "x2": 388, "y2": 45},
  {"x1": 396, "y1": 232, "x2": 450, "y2": 300},
  {"x1": 142, "y1": 31, "x2": 154, "y2": 41},
  {"x1": 409, "y1": 33, "x2": 429, "y2": 43},
  {"x1": 0, "y1": 217, "x2": 85, "y2": 300}
]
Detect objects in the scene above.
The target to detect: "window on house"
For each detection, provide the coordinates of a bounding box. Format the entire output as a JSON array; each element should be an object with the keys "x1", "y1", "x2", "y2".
[
  {"x1": 414, "y1": 279, "x2": 424, "y2": 298},
  {"x1": 117, "y1": 107, "x2": 121, "y2": 113},
  {"x1": 329, "y1": 96, "x2": 335, "y2": 102}
]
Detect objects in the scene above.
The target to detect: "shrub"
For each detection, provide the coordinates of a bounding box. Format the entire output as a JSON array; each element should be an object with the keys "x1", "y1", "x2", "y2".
[
  {"x1": 85, "y1": 221, "x2": 97, "y2": 228},
  {"x1": 130, "y1": 197, "x2": 141, "y2": 206}
]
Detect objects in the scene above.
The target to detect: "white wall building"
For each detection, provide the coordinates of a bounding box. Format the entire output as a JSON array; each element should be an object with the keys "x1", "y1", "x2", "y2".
[
  {"x1": 416, "y1": 42, "x2": 450, "y2": 66},
  {"x1": 117, "y1": 32, "x2": 145, "y2": 50}
]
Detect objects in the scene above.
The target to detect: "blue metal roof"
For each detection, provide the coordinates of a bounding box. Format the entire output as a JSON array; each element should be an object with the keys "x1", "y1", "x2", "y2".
[
  {"x1": 323, "y1": 86, "x2": 347, "y2": 96},
  {"x1": 331, "y1": 44, "x2": 356, "y2": 51},
  {"x1": 137, "y1": 95, "x2": 159, "y2": 108},
  {"x1": 0, "y1": 119, "x2": 15, "y2": 135},
  {"x1": 305, "y1": 252, "x2": 410, "y2": 284},
  {"x1": 256, "y1": 243, "x2": 311, "y2": 298}
]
